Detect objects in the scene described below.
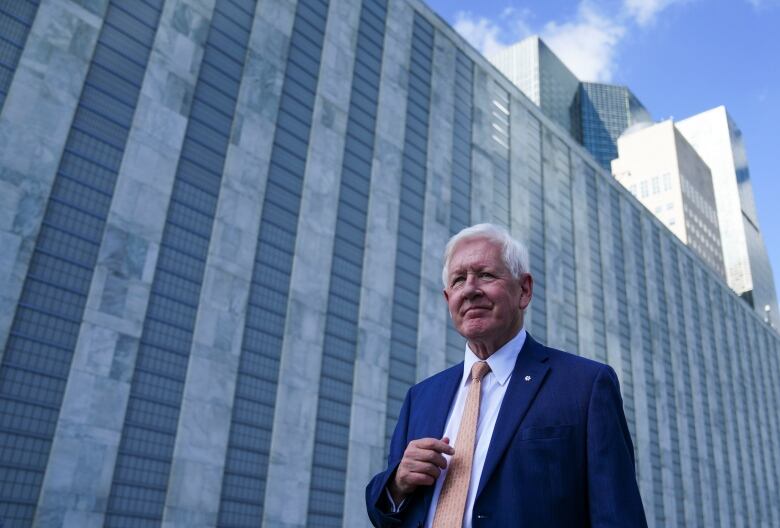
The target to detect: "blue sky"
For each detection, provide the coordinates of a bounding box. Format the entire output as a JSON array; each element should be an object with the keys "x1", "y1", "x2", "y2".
[{"x1": 424, "y1": 0, "x2": 780, "y2": 308}]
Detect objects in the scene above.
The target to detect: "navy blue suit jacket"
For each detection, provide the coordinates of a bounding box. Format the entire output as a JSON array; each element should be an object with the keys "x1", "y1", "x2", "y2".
[{"x1": 366, "y1": 334, "x2": 647, "y2": 527}]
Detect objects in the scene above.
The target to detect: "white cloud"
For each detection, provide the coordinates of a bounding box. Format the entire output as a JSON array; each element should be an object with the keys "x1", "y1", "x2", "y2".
[
  {"x1": 541, "y1": 3, "x2": 625, "y2": 81},
  {"x1": 453, "y1": 8, "x2": 534, "y2": 58},
  {"x1": 452, "y1": 0, "x2": 687, "y2": 83},
  {"x1": 624, "y1": 0, "x2": 687, "y2": 26},
  {"x1": 453, "y1": 12, "x2": 507, "y2": 57}
]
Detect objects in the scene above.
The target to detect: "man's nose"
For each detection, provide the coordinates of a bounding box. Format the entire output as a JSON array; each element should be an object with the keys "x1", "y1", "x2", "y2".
[{"x1": 462, "y1": 274, "x2": 483, "y2": 298}]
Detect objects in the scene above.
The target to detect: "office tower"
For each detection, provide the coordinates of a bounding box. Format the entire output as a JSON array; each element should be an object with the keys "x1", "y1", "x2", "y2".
[
  {"x1": 0, "y1": 1, "x2": 778, "y2": 527},
  {"x1": 612, "y1": 120, "x2": 725, "y2": 278},
  {"x1": 489, "y1": 36, "x2": 580, "y2": 137},
  {"x1": 677, "y1": 106, "x2": 779, "y2": 327},
  {"x1": 577, "y1": 82, "x2": 654, "y2": 170}
]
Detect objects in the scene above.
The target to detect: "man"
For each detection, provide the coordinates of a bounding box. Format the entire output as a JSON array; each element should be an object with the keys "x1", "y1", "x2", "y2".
[{"x1": 366, "y1": 223, "x2": 647, "y2": 527}]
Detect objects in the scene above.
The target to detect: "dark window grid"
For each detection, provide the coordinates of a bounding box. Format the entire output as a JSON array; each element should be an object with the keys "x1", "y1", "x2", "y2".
[
  {"x1": 320, "y1": 348, "x2": 356, "y2": 380},
  {"x1": 190, "y1": 89, "x2": 235, "y2": 127},
  {"x1": 41, "y1": 200, "x2": 106, "y2": 245},
  {"x1": 287, "y1": 41, "x2": 324, "y2": 80},
  {"x1": 0, "y1": 473, "x2": 41, "y2": 503},
  {"x1": 58, "y1": 150, "x2": 121, "y2": 192},
  {"x1": 233, "y1": 377, "x2": 277, "y2": 405},
  {"x1": 249, "y1": 267, "x2": 292, "y2": 299},
  {"x1": 223, "y1": 443, "x2": 268, "y2": 470},
  {"x1": 243, "y1": 305, "x2": 288, "y2": 336},
  {"x1": 49, "y1": 176, "x2": 113, "y2": 216},
  {"x1": 405, "y1": 96, "x2": 431, "y2": 127},
  {"x1": 351, "y1": 59, "x2": 381, "y2": 94},
  {"x1": 344, "y1": 126, "x2": 376, "y2": 160},
  {"x1": 125, "y1": 370, "x2": 185, "y2": 409},
  {"x1": 355, "y1": 30, "x2": 384, "y2": 64},
  {"x1": 276, "y1": 111, "x2": 316, "y2": 152},
  {"x1": 390, "y1": 329, "x2": 418, "y2": 352},
  {"x1": 294, "y1": 0, "x2": 329, "y2": 35},
  {"x1": 278, "y1": 74, "x2": 317, "y2": 115},
  {"x1": 17, "y1": 281, "x2": 84, "y2": 324},
  {"x1": 335, "y1": 196, "x2": 369, "y2": 230},
  {"x1": 345, "y1": 106, "x2": 378, "y2": 140},
  {"x1": 112, "y1": 454, "x2": 171, "y2": 486},
  {"x1": 0, "y1": 3, "x2": 36, "y2": 28},
  {"x1": 64, "y1": 129, "x2": 124, "y2": 171},
  {"x1": 0, "y1": 398, "x2": 59, "y2": 436},
  {"x1": 358, "y1": 5, "x2": 387, "y2": 39},
  {"x1": 290, "y1": 18, "x2": 326, "y2": 56},
  {"x1": 217, "y1": 0, "x2": 256, "y2": 21},
  {"x1": 207, "y1": 15, "x2": 251, "y2": 58},
  {"x1": 142, "y1": 304, "x2": 198, "y2": 342},
  {"x1": 233, "y1": 354, "x2": 281, "y2": 386},
  {"x1": 11, "y1": 307, "x2": 81, "y2": 349},
  {"x1": 0, "y1": 437, "x2": 48, "y2": 470},
  {"x1": 226, "y1": 417, "x2": 272, "y2": 449},
  {"x1": 325, "y1": 280, "x2": 360, "y2": 316},
  {"x1": 323, "y1": 317, "x2": 358, "y2": 345},
  {"x1": 153, "y1": 245, "x2": 206, "y2": 284},
  {"x1": 184, "y1": 114, "x2": 232, "y2": 156},
  {"x1": 199, "y1": 44, "x2": 246, "y2": 85},
  {"x1": 362, "y1": 0, "x2": 388, "y2": 21},
  {"x1": 165, "y1": 185, "x2": 218, "y2": 226},
  {"x1": 312, "y1": 418, "x2": 349, "y2": 446},
  {"x1": 178, "y1": 135, "x2": 230, "y2": 177},
  {"x1": 340, "y1": 150, "x2": 371, "y2": 182},
  {"x1": 220, "y1": 479, "x2": 265, "y2": 506},
  {"x1": 91, "y1": 38, "x2": 150, "y2": 81},
  {"x1": 0, "y1": 366, "x2": 67, "y2": 406},
  {"x1": 265, "y1": 162, "x2": 306, "y2": 202},
  {"x1": 34, "y1": 229, "x2": 98, "y2": 274},
  {"x1": 1, "y1": 339, "x2": 72, "y2": 380},
  {"x1": 22, "y1": 256, "x2": 93, "y2": 302},
  {"x1": 111, "y1": 0, "x2": 162, "y2": 27},
  {"x1": 100, "y1": 17, "x2": 156, "y2": 58},
  {"x1": 314, "y1": 393, "x2": 352, "y2": 424},
  {"x1": 230, "y1": 392, "x2": 276, "y2": 424}
]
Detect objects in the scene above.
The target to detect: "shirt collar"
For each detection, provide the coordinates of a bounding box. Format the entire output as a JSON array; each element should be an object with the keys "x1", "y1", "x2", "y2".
[{"x1": 461, "y1": 328, "x2": 526, "y2": 387}]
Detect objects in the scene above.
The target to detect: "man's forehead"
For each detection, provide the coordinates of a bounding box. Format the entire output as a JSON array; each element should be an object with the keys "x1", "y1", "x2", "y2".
[{"x1": 449, "y1": 238, "x2": 503, "y2": 266}]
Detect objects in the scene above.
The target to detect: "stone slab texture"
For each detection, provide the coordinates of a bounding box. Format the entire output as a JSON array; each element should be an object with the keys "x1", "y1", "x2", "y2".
[{"x1": 0, "y1": 0, "x2": 778, "y2": 527}]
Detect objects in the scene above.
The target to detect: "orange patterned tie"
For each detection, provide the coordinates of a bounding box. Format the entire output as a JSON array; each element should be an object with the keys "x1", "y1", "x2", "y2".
[{"x1": 432, "y1": 360, "x2": 491, "y2": 527}]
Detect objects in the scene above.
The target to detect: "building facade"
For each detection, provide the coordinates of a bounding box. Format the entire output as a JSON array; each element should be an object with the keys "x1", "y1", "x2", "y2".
[
  {"x1": 576, "y1": 82, "x2": 653, "y2": 170},
  {"x1": 612, "y1": 120, "x2": 725, "y2": 278},
  {"x1": 677, "y1": 107, "x2": 779, "y2": 328},
  {"x1": 489, "y1": 36, "x2": 580, "y2": 140},
  {"x1": 0, "y1": 1, "x2": 779, "y2": 528}
]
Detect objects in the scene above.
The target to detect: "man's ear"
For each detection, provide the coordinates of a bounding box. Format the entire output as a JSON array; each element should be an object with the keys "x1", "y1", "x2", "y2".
[
  {"x1": 518, "y1": 273, "x2": 533, "y2": 310},
  {"x1": 443, "y1": 288, "x2": 450, "y2": 303}
]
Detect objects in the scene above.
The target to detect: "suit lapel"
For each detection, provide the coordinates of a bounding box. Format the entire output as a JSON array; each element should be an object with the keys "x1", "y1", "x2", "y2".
[
  {"x1": 475, "y1": 334, "x2": 550, "y2": 499},
  {"x1": 418, "y1": 363, "x2": 464, "y2": 439}
]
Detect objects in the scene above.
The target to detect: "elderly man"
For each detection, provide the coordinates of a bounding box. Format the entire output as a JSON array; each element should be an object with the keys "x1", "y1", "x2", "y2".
[{"x1": 366, "y1": 223, "x2": 647, "y2": 527}]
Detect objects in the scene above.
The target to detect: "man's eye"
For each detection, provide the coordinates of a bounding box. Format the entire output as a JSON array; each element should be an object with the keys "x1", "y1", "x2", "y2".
[
  {"x1": 479, "y1": 272, "x2": 494, "y2": 279},
  {"x1": 451, "y1": 276, "x2": 465, "y2": 286}
]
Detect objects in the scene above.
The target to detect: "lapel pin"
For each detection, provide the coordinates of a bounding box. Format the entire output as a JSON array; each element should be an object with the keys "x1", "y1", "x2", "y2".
[{"x1": 524, "y1": 375, "x2": 532, "y2": 382}]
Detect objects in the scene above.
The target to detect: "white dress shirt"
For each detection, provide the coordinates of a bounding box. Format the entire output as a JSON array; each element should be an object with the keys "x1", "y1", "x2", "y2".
[{"x1": 424, "y1": 328, "x2": 526, "y2": 528}]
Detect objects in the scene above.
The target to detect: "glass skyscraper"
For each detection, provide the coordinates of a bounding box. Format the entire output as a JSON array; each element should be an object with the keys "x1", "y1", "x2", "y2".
[
  {"x1": 576, "y1": 82, "x2": 654, "y2": 170},
  {"x1": 1, "y1": 1, "x2": 779, "y2": 527}
]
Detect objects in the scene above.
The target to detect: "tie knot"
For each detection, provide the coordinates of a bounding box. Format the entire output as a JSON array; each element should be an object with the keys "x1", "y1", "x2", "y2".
[{"x1": 471, "y1": 361, "x2": 491, "y2": 382}]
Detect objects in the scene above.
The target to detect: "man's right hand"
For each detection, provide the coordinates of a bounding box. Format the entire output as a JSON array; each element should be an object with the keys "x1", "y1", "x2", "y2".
[{"x1": 388, "y1": 437, "x2": 455, "y2": 505}]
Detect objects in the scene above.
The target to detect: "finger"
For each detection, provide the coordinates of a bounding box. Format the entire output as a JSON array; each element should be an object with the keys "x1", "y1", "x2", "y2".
[
  {"x1": 403, "y1": 471, "x2": 436, "y2": 487},
  {"x1": 411, "y1": 437, "x2": 455, "y2": 455},
  {"x1": 405, "y1": 460, "x2": 442, "y2": 479}
]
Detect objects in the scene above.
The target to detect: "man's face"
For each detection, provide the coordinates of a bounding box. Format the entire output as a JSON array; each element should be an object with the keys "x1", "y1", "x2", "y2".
[{"x1": 443, "y1": 237, "x2": 532, "y2": 351}]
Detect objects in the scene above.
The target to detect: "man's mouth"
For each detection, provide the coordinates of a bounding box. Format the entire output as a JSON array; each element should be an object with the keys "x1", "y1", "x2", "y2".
[{"x1": 463, "y1": 306, "x2": 490, "y2": 316}]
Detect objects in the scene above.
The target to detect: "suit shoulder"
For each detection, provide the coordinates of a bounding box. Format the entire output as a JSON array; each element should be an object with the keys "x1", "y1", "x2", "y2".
[
  {"x1": 408, "y1": 362, "x2": 463, "y2": 396},
  {"x1": 543, "y1": 345, "x2": 613, "y2": 379}
]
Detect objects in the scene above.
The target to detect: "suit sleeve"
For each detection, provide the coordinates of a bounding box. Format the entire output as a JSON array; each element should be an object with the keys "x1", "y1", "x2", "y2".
[
  {"x1": 366, "y1": 388, "x2": 413, "y2": 527},
  {"x1": 587, "y1": 365, "x2": 648, "y2": 527}
]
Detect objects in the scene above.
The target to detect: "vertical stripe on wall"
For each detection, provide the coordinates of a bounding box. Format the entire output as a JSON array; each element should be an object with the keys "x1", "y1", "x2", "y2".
[
  {"x1": 215, "y1": 0, "x2": 329, "y2": 525},
  {"x1": 652, "y1": 227, "x2": 685, "y2": 524},
  {"x1": 667, "y1": 245, "x2": 704, "y2": 526},
  {"x1": 0, "y1": 0, "x2": 40, "y2": 112},
  {"x1": 489, "y1": 84, "x2": 510, "y2": 227},
  {"x1": 104, "y1": 2, "x2": 255, "y2": 525},
  {"x1": 558, "y1": 150, "x2": 577, "y2": 353},
  {"x1": 686, "y1": 259, "x2": 719, "y2": 527},
  {"x1": 305, "y1": 0, "x2": 388, "y2": 525},
  {"x1": 721, "y1": 289, "x2": 750, "y2": 524},
  {"x1": 384, "y1": 13, "x2": 434, "y2": 449},
  {"x1": 609, "y1": 189, "x2": 634, "y2": 438},
  {"x1": 444, "y1": 50, "x2": 473, "y2": 367},
  {"x1": 526, "y1": 120, "x2": 546, "y2": 340},
  {"x1": 631, "y1": 211, "x2": 662, "y2": 526},
  {"x1": 705, "y1": 280, "x2": 736, "y2": 527},
  {"x1": 0, "y1": 2, "x2": 162, "y2": 525},
  {"x1": 584, "y1": 169, "x2": 606, "y2": 364}
]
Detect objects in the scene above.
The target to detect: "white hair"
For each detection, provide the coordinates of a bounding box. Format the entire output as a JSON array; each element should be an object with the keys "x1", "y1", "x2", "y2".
[{"x1": 441, "y1": 223, "x2": 530, "y2": 287}]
